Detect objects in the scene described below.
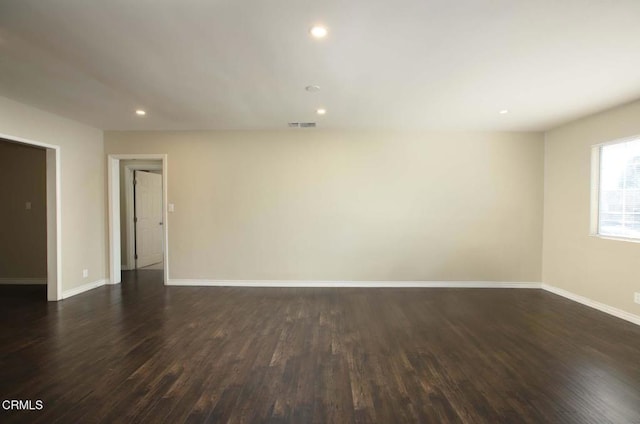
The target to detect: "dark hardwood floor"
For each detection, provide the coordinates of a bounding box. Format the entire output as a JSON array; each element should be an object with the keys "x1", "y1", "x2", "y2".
[{"x1": 1, "y1": 272, "x2": 640, "y2": 423}]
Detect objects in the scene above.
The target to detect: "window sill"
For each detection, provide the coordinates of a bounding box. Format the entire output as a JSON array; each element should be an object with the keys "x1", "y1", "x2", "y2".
[{"x1": 589, "y1": 233, "x2": 640, "y2": 244}]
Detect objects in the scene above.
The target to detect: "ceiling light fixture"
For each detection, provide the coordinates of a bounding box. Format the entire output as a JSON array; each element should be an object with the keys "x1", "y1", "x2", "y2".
[
  {"x1": 135, "y1": 109, "x2": 146, "y2": 116},
  {"x1": 499, "y1": 109, "x2": 509, "y2": 114},
  {"x1": 305, "y1": 85, "x2": 321, "y2": 92},
  {"x1": 316, "y1": 108, "x2": 326, "y2": 115},
  {"x1": 310, "y1": 25, "x2": 328, "y2": 39}
]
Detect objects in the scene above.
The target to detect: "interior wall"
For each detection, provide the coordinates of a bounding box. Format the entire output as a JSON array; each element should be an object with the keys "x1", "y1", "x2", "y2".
[
  {"x1": 106, "y1": 130, "x2": 544, "y2": 282},
  {"x1": 543, "y1": 99, "x2": 640, "y2": 317},
  {"x1": 119, "y1": 160, "x2": 162, "y2": 268},
  {"x1": 0, "y1": 95, "x2": 106, "y2": 293},
  {"x1": 0, "y1": 140, "x2": 47, "y2": 283}
]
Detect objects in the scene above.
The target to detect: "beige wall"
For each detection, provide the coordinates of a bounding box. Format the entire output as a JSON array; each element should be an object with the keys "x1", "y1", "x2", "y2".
[
  {"x1": 544, "y1": 99, "x2": 640, "y2": 316},
  {"x1": 106, "y1": 130, "x2": 544, "y2": 282},
  {"x1": 0, "y1": 96, "x2": 106, "y2": 292},
  {"x1": 0, "y1": 140, "x2": 47, "y2": 282}
]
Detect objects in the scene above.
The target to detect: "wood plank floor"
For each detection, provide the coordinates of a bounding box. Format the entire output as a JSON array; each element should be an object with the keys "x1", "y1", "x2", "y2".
[{"x1": 1, "y1": 271, "x2": 640, "y2": 423}]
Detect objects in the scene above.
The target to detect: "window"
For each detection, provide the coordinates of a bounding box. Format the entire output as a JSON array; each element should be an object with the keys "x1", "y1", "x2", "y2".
[{"x1": 593, "y1": 137, "x2": 640, "y2": 240}]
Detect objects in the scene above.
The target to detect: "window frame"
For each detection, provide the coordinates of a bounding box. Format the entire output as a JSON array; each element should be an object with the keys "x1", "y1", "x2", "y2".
[{"x1": 590, "y1": 134, "x2": 640, "y2": 243}]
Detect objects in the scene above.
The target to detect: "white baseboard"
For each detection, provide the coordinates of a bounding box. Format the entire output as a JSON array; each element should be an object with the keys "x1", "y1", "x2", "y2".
[
  {"x1": 542, "y1": 284, "x2": 640, "y2": 326},
  {"x1": 0, "y1": 278, "x2": 46, "y2": 285},
  {"x1": 61, "y1": 279, "x2": 106, "y2": 299},
  {"x1": 167, "y1": 279, "x2": 542, "y2": 288}
]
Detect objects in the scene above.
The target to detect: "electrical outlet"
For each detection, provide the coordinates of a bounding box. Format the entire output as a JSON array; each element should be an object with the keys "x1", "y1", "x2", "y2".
[
  {"x1": 635, "y1": 292, "x2": 640, "y2": 305},
  {"x1": 82, "y1": 269, "x2": 89, "y2": 278},
  {"x1": 25, "y1": 201, "x2": 31, "y2": 210}
]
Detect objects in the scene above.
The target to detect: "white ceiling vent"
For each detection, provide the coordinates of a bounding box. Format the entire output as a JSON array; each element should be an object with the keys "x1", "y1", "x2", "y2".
[{"x1": 288, "y1": 122, "x2": 316, "y2": 128}]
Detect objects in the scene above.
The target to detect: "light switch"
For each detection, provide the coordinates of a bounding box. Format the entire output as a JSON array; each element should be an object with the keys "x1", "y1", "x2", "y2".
[
  {"x1": 25, "y1": 201, "x2": 31, "y2": 210},
  {"x1": 168, "y1": 203, "x2": 175, "y2": 213}
]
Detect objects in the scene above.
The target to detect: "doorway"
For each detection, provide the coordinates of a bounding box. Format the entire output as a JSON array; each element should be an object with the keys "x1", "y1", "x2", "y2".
[
  {"x1": 122, "y1": 162, "x2": 163, "y2": 271},
  {"x1": 0, "y1": 139, "x2": 47, "y2": 299},
  {"x1": 0, "y1": 133, "x2": 61, "y2": 301},
  {"x1": 108, "y1": 154, "x2": 168, "y2": 285}
]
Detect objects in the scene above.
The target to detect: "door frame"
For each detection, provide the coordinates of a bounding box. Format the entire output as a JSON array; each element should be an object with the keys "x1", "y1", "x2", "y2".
[
  {"x1": 108, "y1": 154, "x2": 169, "y2": 285},
  {"x1": 122, "y1": 163, "x2": 163, "y2": 270},
  {"x1": 0, "y1": 132, "x2": 62, "y2": 301}
]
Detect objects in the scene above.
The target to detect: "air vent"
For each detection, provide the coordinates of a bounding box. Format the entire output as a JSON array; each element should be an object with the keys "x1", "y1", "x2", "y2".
[{"x1": 287, "y1": 122, "x2": 316, "y2": 128}]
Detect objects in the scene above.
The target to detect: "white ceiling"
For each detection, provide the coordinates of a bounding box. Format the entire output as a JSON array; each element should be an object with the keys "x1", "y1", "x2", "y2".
[{"x1": 1, "y1": 0, "x2": 640, "y2": 131}]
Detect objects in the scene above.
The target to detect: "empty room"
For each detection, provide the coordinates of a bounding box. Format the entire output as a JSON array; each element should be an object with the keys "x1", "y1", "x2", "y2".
[{"x1": 0, "y1": 1, "x2": 639, "y2": 423}]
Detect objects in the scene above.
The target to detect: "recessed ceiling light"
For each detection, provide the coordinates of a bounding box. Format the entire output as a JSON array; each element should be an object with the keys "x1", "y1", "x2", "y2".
[
  {"x1": 316, "y1": 108, "x2": 326, "y2": 115},
  {"x1": 310, "y1": 25, "x2": 328, "y2": 39},
  {"x1": 499, "y1": 109, "x2": 509, "y2": 114},
  {"x1": 135, "y1": 109, "x2": 146, "y2": 116},
  {"x1": 305, "y1": 85, "x2": 321, "y2": 92}
]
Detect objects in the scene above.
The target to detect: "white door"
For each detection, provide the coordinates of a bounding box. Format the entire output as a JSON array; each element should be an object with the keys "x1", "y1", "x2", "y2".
[{"x1": 135, "y1": 170, "x2": 163, "y2": 268}]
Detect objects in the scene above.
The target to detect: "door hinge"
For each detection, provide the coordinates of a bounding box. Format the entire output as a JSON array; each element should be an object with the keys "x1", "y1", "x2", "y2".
[
  {"x1": 134, "y1": 217, "x2": 138, "y2": 223},
  {"x1": 135, "y1": 254, "x2": 138, "y2": 260},
  {"x1": 133, "y1": 179, "x2": 137, "y2": 186}
]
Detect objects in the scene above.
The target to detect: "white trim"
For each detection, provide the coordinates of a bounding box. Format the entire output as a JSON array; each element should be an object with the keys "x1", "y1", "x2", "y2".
[
  {"x1": 0, "y1": 132, "x2": 62, "y2": 301},
  {"x1": 167, "y1": 279, "x2": 542, "y2": 288},
  {"x1": 0, "y1": 278, "x2": 47, "y2": 285},
  {"x1": 588, "y1": 234, "x2": 640, "y2": 244},
  {"x1": 124, "y1": 168, "x2": 134, "y2": 270},
  {"x1": 0, "y1": 131, "x2": 59, "y2": 150},
  {"x1": 108, "y1": 157, "x2": 121, "y2": 284},
  {"x1": 61, "y1": 279, "x2": 106, "y2": 299},
  {"x1": 108, "y1": 154, "x2": 169, "y2": 285},
  {"x1": 589, "y1": 144, "x2": 600, "y2": 235},
  {"x1": 542, "y1": 284, "x2": 640, "y2": 326},
  {"x1": 49, "y1": 147, "x2": 62, "y2": 301}
]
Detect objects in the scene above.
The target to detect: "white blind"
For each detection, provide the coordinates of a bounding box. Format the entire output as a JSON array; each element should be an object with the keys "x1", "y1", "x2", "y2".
[{"x1": 598, "y1": 138, "x2": 640, "y2": 239}]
